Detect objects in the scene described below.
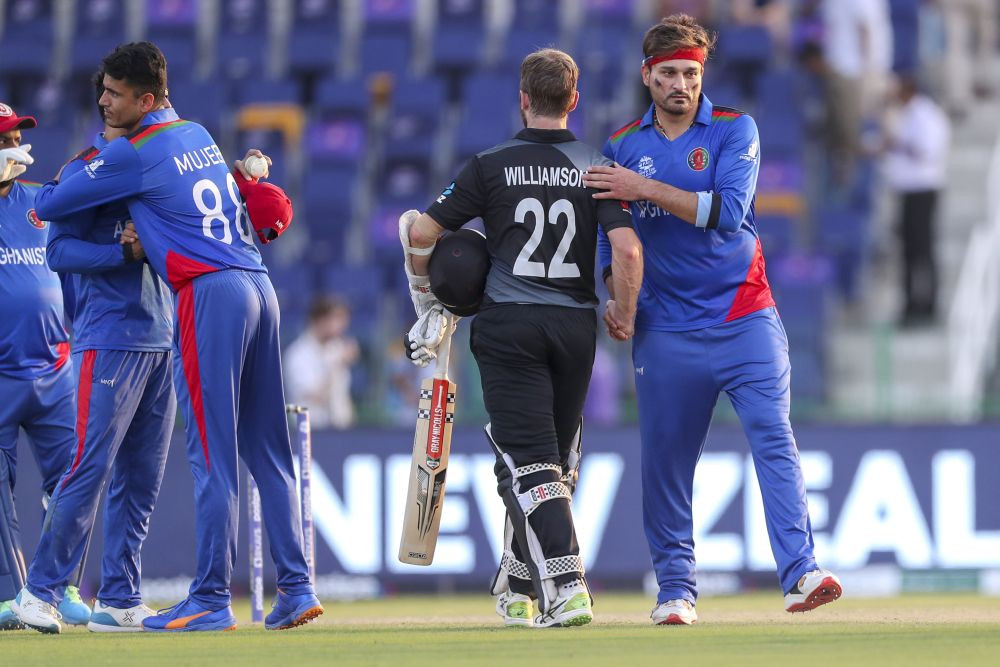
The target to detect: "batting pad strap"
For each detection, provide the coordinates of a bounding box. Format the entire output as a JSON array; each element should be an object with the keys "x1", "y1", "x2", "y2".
[
  {"x1": 500, "y1": 550, "x2": 532, "y2": 581},
  {"x1": 518, "y1": 481, "x2": 572, "y2": 517},
  {"x1": 539, "y1": 554, "x2": 585, "y2": 579},
  {"x1": 405, "y1": 242, "x2": 435, "y2": 256},
  {"x1": 514, "y1": 463, "x2": 563, "y2": 478}
]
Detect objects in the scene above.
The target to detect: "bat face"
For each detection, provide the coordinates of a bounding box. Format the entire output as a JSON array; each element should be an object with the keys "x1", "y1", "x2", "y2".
[{"x1": 398, "y1": 375, "x2": 456, "y2": 565}]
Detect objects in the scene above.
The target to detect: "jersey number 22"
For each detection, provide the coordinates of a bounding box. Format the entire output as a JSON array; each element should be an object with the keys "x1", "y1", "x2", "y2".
[{"x1": 513, "y1": 197, "x2": 580, "y2": 279}]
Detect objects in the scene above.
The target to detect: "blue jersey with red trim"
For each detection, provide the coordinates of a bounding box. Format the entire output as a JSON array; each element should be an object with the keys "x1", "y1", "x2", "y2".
[
  {"x1": 598, "y1": 94, "x2": 774, "y2": 331},
  {"x1": 34, "y1": 108, "x2": 264, "y2": 292},
  {"x1": 0, "y1": 180, "x2": 70, "y2": 378},
  {"x1": 46, "y1": 134, "x2": 173, "y2": 351}
]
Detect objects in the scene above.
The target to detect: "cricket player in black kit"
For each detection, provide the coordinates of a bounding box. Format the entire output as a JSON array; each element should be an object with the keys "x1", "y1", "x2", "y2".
[{"x1": 399, "y1": 49, "x2": 643, "y2": 628}]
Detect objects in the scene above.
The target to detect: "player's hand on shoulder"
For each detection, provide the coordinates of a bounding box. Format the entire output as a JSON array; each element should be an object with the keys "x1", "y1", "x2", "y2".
[
  {"x1": 234, "y1": 148, "x2": 271, "y2": 181},
  {"x1": 583, "y1": 162, "x2": 647, "y2": 202},
  {"x1": 604, "y1": 299, "x2": 634, "y2": 341}
]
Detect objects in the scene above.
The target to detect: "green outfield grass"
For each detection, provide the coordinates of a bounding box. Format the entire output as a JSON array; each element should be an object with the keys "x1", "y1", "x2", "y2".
[{"x1": 6, "y1": 593, "x2": 1000, "y2": 666}]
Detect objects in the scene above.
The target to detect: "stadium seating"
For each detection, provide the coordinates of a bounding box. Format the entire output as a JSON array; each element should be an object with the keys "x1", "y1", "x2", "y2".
[
  {"x1": 70, "y1": 0, "x2": 128, "y2": 75},
  {"x1": 287, "y1": 0, "x2": 342, "y2": 75},
  {"x1": 0, "y1": 0, "x2": 54, "y2": 76}
]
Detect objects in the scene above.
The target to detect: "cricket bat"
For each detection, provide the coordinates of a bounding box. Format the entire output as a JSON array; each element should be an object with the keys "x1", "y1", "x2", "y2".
[{"x1": 398, "y1": 319, "x2": 457, "y2": 565}]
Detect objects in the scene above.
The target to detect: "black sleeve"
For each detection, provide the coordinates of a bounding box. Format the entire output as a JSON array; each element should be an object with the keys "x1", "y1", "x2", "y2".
[
  {"x1": 596, "y1": 197, "x2": 634, "y2": 234},
  {"x1": 425, "y1": 157, "x2": 488, "y2": 231}
]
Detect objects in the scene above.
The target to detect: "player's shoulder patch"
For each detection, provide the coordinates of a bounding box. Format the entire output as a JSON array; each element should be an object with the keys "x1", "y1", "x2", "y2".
[
  {"x1": 608, "y1": 118, "x2": 642, "y2": 144},
  {"x1": 711, "y1": 106, "x2": 747, "y2": 123},
  {"x1": 126, "y1": 119, "x2": 190, "y2": 149}
]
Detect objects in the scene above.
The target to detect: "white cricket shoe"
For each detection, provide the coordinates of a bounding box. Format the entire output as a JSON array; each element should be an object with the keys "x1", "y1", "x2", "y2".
[
  {"x1": 11, "y1": 588, "x2": 62, "y2": 634},
  {"x1": 534, "y1": 579, "x2": 593, "y2": 628},
  {"x1": 87, "y1": 601, "x2": 156, "y2": 633},
  {"x1": 784, "y1": 569, "x2": 843, "y2": 612},
  {"x1": 651, "y1": 599, "x2": 697, "y2": 625},
  {"x1": 495, "y1": 591, "x2": 534, "y2": 627}
]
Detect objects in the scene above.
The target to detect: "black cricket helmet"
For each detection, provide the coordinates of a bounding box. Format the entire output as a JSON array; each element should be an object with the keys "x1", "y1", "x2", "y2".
[{"x1": 428, "y1": 228, "x2": 490, "y2": 316}]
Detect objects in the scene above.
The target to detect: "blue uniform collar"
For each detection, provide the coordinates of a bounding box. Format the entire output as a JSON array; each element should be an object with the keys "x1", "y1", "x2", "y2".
[
  {"x1": 94, "y1": 132, "x2": 109, "y2": 149},
  {"x1": 640, "y1": 93, "x2": 714, "y2": 129},
  {"x1": 139, "y1": 107, "x2": 180, "y2": 127}
]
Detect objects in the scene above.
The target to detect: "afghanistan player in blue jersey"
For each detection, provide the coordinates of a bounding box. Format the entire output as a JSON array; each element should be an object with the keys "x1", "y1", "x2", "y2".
[
  {"x1": 586, "y1": 15, "x2": 841, "y2": 624},
  {"x1": 13, "y1": 42, "x2": 320, "y2": 633},
  {"x1": 12, "y1": 72, "x2": 178, "y2": 634},
  {"x1": 0, "y1": 105, "x2": 93, "y2": 631}
]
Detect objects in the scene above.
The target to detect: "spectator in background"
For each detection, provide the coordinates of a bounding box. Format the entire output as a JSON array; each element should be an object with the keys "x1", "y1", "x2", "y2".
[
  {"x1": 284, "y1": 296, "x2": 360, "y2": 429},
  {"x1": 940, "y1": 0, "x2": 997, "y2": 117},
  {"x1": 821, "y1": 0, "x2": 893, "y2": 183},
  {"x1": 880, "y1": 74, "x2": 950, "y2": 327}
]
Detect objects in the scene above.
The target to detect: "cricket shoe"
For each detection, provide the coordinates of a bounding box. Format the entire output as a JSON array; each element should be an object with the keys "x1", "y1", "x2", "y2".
[
  {"x1": 785, "y1": 569, "x2": 843, "y2": 613},
  {"x1": 0, "y1": 600, "x2": 25, "y2": 631},
  {"x1": 495, "y1": 591, "x2": 534, "y2": 627},
  {"x1": 265, "y1": 590, "x2": 324, "y2": 630},
  {"x1": 534, "y1": 580, "x2": 593, "y2": 628},
  {"x1": 142, "y1": 598, "x2": 236, "y2": 632},
  {"x1": 11, "y1": 588, "x2": 62, "y2": 634},
  {"x1": 88, "y1": 600, "x2": 155, "y2": 633},
  {"x1": 651, "y1": 599, "x2": 697, "y2": 625},
  {"x1": 58, "y1": 585, "x2": 92, "y2": 625}
]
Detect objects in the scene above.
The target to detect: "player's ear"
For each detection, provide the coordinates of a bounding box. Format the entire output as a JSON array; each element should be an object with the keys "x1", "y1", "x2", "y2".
[
  {"x1": 138, "y1": 91, "x2": 156, "y2": 113},
  {"x1": 566, "y1": 90, "x2": 580, "y2": 114},
  {"x1": 641, "y1": 65, "x2": 651, "y2": 88},
  {"x1": 519, "y1": 90, "x2": 530, "y2": 113}
]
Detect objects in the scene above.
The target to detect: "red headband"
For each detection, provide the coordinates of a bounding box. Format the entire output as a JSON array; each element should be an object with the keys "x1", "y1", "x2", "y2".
[{"x1": 642, "y1": 47, "x2": 707, "y2": 68}]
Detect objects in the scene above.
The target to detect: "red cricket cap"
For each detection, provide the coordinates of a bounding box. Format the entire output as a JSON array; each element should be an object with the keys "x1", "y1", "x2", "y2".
[
  {"x1": 234, "y1": 169, "x2": 294, "y2": 244},
  {"x1": 0, "y1": 102, "x2": 38, "y2": 133}
]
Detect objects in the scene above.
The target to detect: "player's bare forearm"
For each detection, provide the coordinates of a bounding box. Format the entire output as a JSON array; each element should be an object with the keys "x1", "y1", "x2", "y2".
[
  {"x1": 584, "y1": 165, "x2": 699, "y2": 225},
  {"x1": 408, "y1": 213, "x2": 446, "y2": 276},
  {"x1": 606, "y1": 227, "x2": 643, "y2": 340}
]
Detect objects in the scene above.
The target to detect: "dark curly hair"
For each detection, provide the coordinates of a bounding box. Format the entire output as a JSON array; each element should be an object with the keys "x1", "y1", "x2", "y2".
[
  {"x1": 101, "y1": 41, "x2": 168, "y2": 102},
  {"x1": 642, "y1": 14, "x2": 717, "y2": 62}
]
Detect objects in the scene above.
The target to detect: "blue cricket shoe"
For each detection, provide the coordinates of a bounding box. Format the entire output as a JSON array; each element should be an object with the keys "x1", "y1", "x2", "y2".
[
  {"x1": 58, "y1": 585, "x2": 92, "y2": 626},
  {"x1": 142, "y1": 598, "x2": 237, "y2": 632},
  {"x1": 265, "y1": 590, "x2": 323, "y2": 630}
]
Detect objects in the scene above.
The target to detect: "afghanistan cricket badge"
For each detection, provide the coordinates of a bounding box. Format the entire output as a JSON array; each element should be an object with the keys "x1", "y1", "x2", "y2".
[
  {"x1": 687, "y1": 147, "x2": 710, "y2": 171},
  {"x1": 26, "y1": 209, "x2": 46, "y2": 229}
]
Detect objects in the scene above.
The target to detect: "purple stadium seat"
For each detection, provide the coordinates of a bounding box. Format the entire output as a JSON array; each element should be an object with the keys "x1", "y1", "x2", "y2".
[{"x1": 217, "y1": 0, "x2": 270, "y2": 80}]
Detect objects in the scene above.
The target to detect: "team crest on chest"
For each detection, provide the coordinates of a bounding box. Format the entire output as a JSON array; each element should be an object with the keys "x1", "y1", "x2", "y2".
[
  {"x1": 26, "y1": 209, "x2": 46, "y2": 229},
  {"x1": 637, "y1": 155, "x2": 657, "y2": 178},
  {"x1": 687, "y1": 147, "x2": 710, "y2": 171}
]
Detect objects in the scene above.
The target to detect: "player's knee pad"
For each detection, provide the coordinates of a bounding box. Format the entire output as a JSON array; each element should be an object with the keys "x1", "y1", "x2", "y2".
[
  {"x1": 484, "y1": 423, "x2": 584, "y2": 612},
  {"x1": 562, "y1": 420, "x2": 583, "y2": 494}
]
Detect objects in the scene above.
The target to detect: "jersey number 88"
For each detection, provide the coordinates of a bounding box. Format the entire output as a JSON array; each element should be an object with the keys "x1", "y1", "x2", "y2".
[{"x1": 193, "y1": 173, "x2": 254, "y2": 246}]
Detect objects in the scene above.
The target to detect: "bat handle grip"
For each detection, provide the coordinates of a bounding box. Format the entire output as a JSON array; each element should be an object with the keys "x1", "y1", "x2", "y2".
[{"x1": 434, "y1": 314, "x2": 455, "y2": 380}]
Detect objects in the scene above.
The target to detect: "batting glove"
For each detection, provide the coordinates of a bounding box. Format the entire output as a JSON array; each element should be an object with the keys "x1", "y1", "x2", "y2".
[
  {"x1": 404, "y1": 306, "x2": 456, "y2": 367},
  {"x1": 0, "y1": 144, "x2": 33, "y2": 182}
]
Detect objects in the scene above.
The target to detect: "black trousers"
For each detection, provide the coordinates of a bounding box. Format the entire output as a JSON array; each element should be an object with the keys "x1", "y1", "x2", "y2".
[
  {"x1": 471, "y1": 303, "x2": 596, "y2": 592},
  {"x1": 470, "y1": 303, "x2": 596, "y2": 465},
  {"x1": 899, "y1": 189, "x2": 939, "y2": 319}
]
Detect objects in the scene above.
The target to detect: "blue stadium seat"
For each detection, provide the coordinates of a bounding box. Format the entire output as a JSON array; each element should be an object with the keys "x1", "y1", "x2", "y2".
[
  {"x1": 168, "y1": 78, "x2": 226, "y2": 136},
  {"x1": 232, "y1": 79, "x2": 301, "y2": 106},
  {"x1": 287, "y1": 0, "x2": 342, "y2": 74},
  {"x1": 889, "y1": 0, "x2": 921, "y2": 72},
  {"x1": 144, "y1": 0, "x2": 199, "y2": 79},
  {"x1": 359, "y1": 29, "x2": 413, "y2": 77},
  {"x1": 755, "y1": 69, "x2": 804, "y2": 158},
  {"x1": 0, "y1": 0, "x2": 54, "y2": 76},
  {"x1": 315, "y1": 75, "x2": 369, "y2": 114},
  {"x1": 431, "y1": 0, "x2": 487, "y2": 70},
  {"x1": 384, "y1": 76, "x2": 445, "y2": 160},
  {"x1": 70, "y1": 0, "x2": 127, "y2": 74},
  {"x1": 302, "y1": 162, "x2": 358, "y2": 263},
  {"x1": 510, "y1": 0, "x2": 560, "y2": 33},
  {"x1": 217, "y1": 0, "x2": 270, "y2": 80},
  {"x1": 814, "y1": 206, "x2": 869, "y2": 302},
  {"x1": 304, "y1": 115, "x2": 367, "y2": 166}
]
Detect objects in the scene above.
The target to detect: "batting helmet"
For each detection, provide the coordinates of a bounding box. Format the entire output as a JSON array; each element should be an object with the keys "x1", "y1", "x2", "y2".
[{"x1": 428, "y1": 228, "x2": 490, "y2": 317}]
